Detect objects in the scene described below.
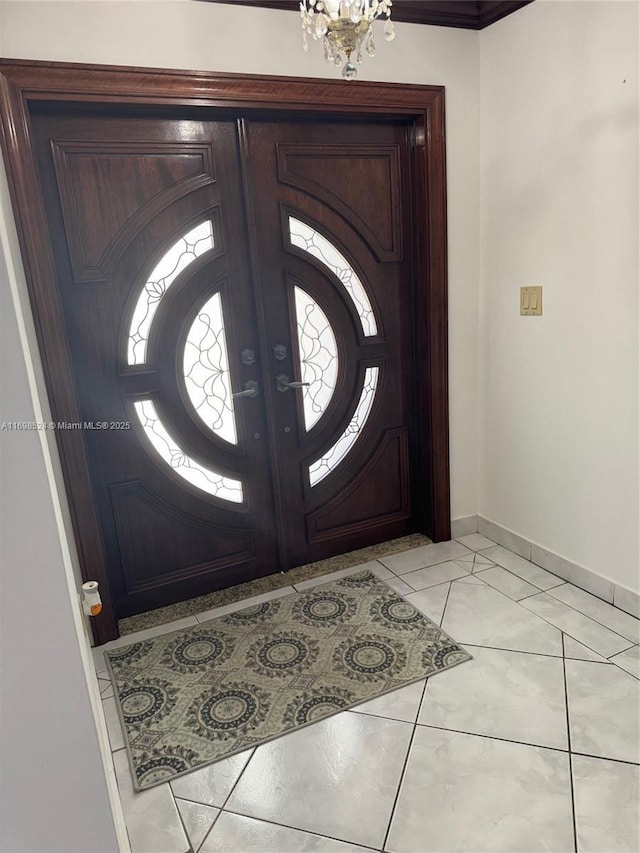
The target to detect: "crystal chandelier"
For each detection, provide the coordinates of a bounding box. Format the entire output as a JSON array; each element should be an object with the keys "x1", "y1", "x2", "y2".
[{"x1": 300, "y1": 1, "x2": 395, "y2": 80}]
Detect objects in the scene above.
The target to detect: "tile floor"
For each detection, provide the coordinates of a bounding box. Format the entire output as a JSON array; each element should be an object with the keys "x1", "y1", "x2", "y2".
[{"x1": 93, "y1": 535, "x2": 640, "y2": 853}]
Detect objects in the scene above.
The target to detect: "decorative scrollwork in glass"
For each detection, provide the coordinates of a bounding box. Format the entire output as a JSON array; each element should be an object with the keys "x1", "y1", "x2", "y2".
[
  {"x1": 128, "y1": 221, "x2": 214, "y2": 365},
  {"x1": 308, "y1": 366, "x2": 379, "y2": 486},
  {"x1": 133, "y1": 400, "x2": 243, "y2": 502},
  {"x1": 183, "y1": 291, "x2": 237, "y2": 445},
  {"x1": 294, "y1": 286, "x2": 338, "y2": 431},
  {"x1": 289, "y1": 217, "x2": 378, "y2": 337}
]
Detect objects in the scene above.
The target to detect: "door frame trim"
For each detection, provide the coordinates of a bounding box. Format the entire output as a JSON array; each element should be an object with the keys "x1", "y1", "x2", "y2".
[{"x1": 0, "y1": 59, "x2": 450, "y2": 643}]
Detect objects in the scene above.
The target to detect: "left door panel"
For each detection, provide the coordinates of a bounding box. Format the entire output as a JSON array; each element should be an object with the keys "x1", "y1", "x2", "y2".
[{"x1": 32, "y1": 112, "x2": 278, "y2": 617}]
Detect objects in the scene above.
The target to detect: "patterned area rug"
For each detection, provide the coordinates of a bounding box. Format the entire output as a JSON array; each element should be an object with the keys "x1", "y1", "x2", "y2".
[{"x1": 107, "y1": 570, "x2": 472, "y2": 791}]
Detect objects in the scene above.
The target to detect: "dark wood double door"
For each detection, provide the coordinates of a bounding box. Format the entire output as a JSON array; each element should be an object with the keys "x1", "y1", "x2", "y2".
[{"x1": 32, "y1": 109, "x2": 417, "y2": 619}]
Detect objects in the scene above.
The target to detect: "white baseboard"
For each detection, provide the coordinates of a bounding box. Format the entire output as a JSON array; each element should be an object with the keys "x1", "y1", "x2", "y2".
[
  {"x1": 613, "y1": 585, "x2": 640, "y2": 620},
  {"x1": 477, "y1": 517, "x2": 531, "y2": 560},
  {"x1": 450, "y1": 514, "x2": 639, "y2": 620},
  {"x1": 450, "y1": 515, "x2": 478, "y2": 538}
]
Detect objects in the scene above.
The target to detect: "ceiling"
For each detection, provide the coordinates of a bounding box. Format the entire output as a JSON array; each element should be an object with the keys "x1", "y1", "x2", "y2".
[{"x1": 205, "y1": 1, "x2": 534, "y2": 30}]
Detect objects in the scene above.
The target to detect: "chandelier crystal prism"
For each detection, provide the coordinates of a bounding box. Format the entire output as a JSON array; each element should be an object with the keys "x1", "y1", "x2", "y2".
[{"x1": 300, "y1": 0, "x2": 395, "y2": 80}]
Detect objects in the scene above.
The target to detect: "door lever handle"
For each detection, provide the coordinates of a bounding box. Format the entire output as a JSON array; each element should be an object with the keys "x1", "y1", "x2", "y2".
[
  {"x1": 276, "y1": 374, "x2": 310, "y2": 393},
  {"x1": 232, "y1": 380, "x2": 259, "y2": 399}
]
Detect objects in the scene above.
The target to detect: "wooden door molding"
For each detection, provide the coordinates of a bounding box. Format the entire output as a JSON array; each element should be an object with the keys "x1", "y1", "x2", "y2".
[{"x1": 0, "y1": 59, "x2": 450, "y2": 643}]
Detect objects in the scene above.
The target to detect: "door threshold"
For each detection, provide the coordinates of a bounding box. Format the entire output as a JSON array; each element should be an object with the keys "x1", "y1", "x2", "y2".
[{"x1": 118, "y1": 533, "x2": 431, "y2": 637}]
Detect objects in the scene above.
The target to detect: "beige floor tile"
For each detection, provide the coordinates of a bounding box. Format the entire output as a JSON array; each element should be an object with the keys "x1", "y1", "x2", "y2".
[
  {"x1": 113, "y1": 750, "x2": 188, "y2": 853},
  {"x1": 441, "y1": 582, "x2": 563, "y2": 656},
  {"x1": 549, "y1": 584, "x2": 640, "y2": 644},
  {"x1": 387, "y1": 727, "x2": 574, "y2": 853},
  {"x1": 226, "y1": 712, "x2": 412, "y2": 849},
  {"x1": 350, "y1": 678, "x2": 426, "y2": 723},
  {"x1": 522, "y1": 594, "x2": 633, "y2": 658},
  {"x1": 200, "y1": 812, "x2": 373, "y2": 853},
  {"x1": 573, "y1": 755, "x2": 640, "y2": 853},
  {"x1": 565, "y1": 659, "x2": 640, "y2": 763},
  {"x1": 175, "y1": 799, "x2": 219, "y2": 851},
  {"x1": 610, "y1": 645, "x2": 640, "y2": 680},
  {"x1": 419, "y1": 645, "x2": 568, "y2": 750},
  {"x1": 381, "y1": 540, "x2": 473, "y2": 575},
  {"x1": 170, "y1": 749, "x2": 254, "y2": 808}
]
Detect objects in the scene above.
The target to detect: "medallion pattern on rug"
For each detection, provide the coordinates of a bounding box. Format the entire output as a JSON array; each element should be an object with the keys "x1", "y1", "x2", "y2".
[{"x1": 107, "y1": 571, "x2": 472, "y2": 791}]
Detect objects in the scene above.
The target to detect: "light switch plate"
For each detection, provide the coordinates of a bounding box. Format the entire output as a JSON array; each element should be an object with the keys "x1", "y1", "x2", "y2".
[{"x1": 521, "y1": 286, "x2": 543, "y2": 316}]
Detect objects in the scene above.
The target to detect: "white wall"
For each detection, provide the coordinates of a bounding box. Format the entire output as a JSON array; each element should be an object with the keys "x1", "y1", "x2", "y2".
[
  {"x1": 0, "y1": 156, "x2": 125, "y2": 849},
  {"x1": 0, "y1": 0, "x2": 481, "y2": 521},
  {"x1": 479, "y1": 0, "x2": 639, "y2": 592}
]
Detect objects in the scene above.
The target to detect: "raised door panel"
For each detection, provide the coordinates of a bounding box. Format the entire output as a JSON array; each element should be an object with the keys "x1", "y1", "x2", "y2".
[
  {"x1": 52, "y1": 140, "x2": 216, "y2": 282},
  {"x1": 307, "y1": 428, "x2": 411, "y2": 543},
  {"x1": 276, "y1": 144, "x2": 402, "y2": 260},
  {"x1": 110, "y1": 481, "x2": 254, "y2": 608}
]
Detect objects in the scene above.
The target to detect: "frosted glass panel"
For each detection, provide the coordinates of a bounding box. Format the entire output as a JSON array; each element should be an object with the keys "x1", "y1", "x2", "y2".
[
  {"x1": 289, "y1": 217, "x2": 378, "y2": 337},
  {"x1": 134, "y1": 400, "x2": 243, "y2": 502},
  {"x1": 309, "y1": 367, "x2": 379, "y2": 486},
  {"x1": 294, "y1": 286, "x2": 338, "y2": 431},
  {"x1": 128, "y1": 221, "x2": 214, "y2": 365},
  {"x1": 184, "y1": 292, "x2": 237, "y2": 445}
]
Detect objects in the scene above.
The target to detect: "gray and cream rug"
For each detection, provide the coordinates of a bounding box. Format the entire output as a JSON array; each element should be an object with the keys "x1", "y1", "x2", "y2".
[{"x1": 107, "y1": 570, "x2": 471, "y2": 791}]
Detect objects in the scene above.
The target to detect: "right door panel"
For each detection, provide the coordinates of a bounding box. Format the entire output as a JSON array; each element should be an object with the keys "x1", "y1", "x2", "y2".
[{"x1": 246, "y1": 119, "x2": 416, "y2": 568}]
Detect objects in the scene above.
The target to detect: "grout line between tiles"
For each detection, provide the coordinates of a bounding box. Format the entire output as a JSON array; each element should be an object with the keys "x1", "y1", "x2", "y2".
[
  {"x1": 517, "y1": 589, "x2": 553, "y2": 602},
  {"x1": 606, "y1": 641, "x2": 637, "y2": 659},
  {"x1": 462, "y1": 643, "x2": 564, "y2": 660},
  {"x1": 416, "y1": 676, "x2": 430, "y2": 718},
  {"x1": 496, "y1": 561, "x2": 640, "y2": 637},
  {"x1": 380, "y1": 685, "x2": 427, "y2": 852},
  {"x1": 171, "y1": 791, "x2": 195, "y2": 853},
  {"x1": 516, "y1": 593, "x2": 635, "y2": 653},
  {"x1": 451, "y1": 567, "x2": 558, "y2": 614},
  {"x1": 456, "y1": 565, "x2": 560, "y2": 611},
  {"x1": 559, "y1": 635, "x2": 617, "y2": 663},
  {"x1": 346, "y1": 676, "x2": 429, "y2": 725},
  {"x1": 548, "y1": 591, "x2": 640, "y2": 643},
  {"x1": 194, "y1": 748, "x2": 258, "y2": 852},
  {"x1": 416, "y1": 723, "x2": 570, "y2": 755},
  {"x1": 479, "y1": 565, "x2": 567, "y2": 595},
  {"x1": 439, "y1": 581, "x2": 454, "y2": 628},
  {"x1": 193, "y1": 821, "x2": 211, "y2": 853},
  {"x1": 484, "y1": 566, "x2": 568, "y2": 603},
  {"x1": 219, "y1": 807, "x2": 382, "y2": 852},
  {"x1": 570, "y1": 751, "x2": 640, "y2": 767},
  {"x1": 609, "y1": 653, "x2": 640, "y2": 680},
  {"x1": 412, "y1": 722, "x2": 640, "y2": 768},
  {"x1": 220, "y1": 753, "x2": 255, "y2": 808},
  {"x1": 384, "y1": 552, "x2": 474, "y2": 577},
  {"x1": 192, "y1": 797, "x2": 223, "y2": 851},
  {"x1": 413, "y1": 678, "x2": 429, "y2": 726},
  {"x1": 172, "y1": 793, "x2": 215, "y2": 810},
  {"x1": 562, "y1": 634, "x2": 579, "y2": 853},
  {"x1": 446, "y1": 636, "x2": 613, "y2": 663}
]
